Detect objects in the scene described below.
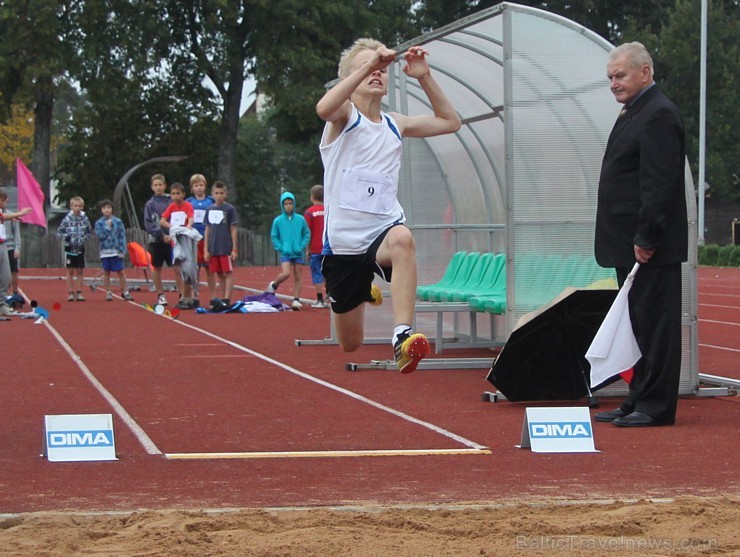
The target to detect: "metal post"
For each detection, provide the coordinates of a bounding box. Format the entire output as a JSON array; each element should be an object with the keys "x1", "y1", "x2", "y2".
[{"x1": 697, "y1": 0, "x2": 708, "y2": 244}]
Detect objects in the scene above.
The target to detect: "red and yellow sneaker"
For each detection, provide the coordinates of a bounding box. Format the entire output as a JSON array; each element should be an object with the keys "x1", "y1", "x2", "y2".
[{"x1": 394, "y1": 332, "x2": 430, "y2": 374}]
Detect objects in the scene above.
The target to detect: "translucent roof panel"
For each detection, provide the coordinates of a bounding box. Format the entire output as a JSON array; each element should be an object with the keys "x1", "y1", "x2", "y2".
[{"x1": 345, "y1": 2, "x2": 697, "y2": 390}]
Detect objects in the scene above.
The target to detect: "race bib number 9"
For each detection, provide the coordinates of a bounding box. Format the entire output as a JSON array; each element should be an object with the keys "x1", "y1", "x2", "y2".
[{"x1": 339, "y1": 169, "x2": 396, "y2": 215}]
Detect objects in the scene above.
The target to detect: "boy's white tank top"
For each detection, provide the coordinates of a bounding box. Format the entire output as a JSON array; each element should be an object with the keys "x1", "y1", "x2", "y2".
[{"x1": 319, "y1": 103, "x2": 405, "y2": 255}]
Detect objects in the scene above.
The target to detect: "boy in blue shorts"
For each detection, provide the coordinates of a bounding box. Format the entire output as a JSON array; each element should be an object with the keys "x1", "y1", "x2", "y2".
[
  {"x1": 304, "y1": 185, "x2": 328, "y2": 308},
  {"x1": 267, "y1": 191, "x2": 310, "y2": 311},
  {"x1": 94, "y1": 199, "x2": 134, "y2": 301}
]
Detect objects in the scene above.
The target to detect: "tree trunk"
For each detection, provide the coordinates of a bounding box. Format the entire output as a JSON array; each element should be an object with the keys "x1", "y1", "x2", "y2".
[
  {"x1": 218, "y1": 75, "x2": 244, "y2": 205},
  {"x1": 32, "y1": 75, "x2": 54, "y2": 210},
  {"x1": 27, "y1": 75, "x2": 54, "y2": 267}
]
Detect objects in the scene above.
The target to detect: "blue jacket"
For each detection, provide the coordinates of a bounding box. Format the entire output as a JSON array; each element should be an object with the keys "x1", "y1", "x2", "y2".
[
  {"x1": 270, "y1": 192, "x2": 309, "y2": 259},
  {"x1": 95, "y1": 215, "x2": 127, "y2": 257}
]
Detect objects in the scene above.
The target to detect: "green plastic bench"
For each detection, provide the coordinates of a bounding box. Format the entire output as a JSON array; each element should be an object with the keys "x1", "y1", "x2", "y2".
[
  {"x1": 438, "y1": 252, "x2": 494, "y2": 303},
  {"x1": 416, "y1": 250, "x2": 468, "y2": 301},
  {"x1": 424, "y1": 251, "x2": 481, "y2": 302},
  {"x1": 448, "y1": 252, "x2": 506, "y2": 303}
]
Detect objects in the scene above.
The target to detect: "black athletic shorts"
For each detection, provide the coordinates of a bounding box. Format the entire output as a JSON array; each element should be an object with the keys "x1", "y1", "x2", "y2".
[
  {"x1": 7, "y1": 248, "x2": 18, "y2": 273},
  {"x1": 65, "y1": 250, "x2": 86, "y2": 269},
  {"x1": 148, "y1": 242, "x2": 173, "y2": 268},
  {"x1": 321, "y1": 224, "x2": 400, "y2": 314}
]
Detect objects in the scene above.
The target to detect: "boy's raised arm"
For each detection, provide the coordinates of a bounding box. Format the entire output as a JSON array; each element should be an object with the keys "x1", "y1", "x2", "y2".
[{"x1": 393, "y1": 47, "x2": 461, "y2": 138}]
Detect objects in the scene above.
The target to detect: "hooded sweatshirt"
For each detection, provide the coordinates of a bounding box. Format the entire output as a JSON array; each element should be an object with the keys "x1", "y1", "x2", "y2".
[
  {"x1": 143, "y1": 194, "x2": 171, "y2": 244},
  {"x1": 270, "y1": 192, "x2": 309, "y2": 259}
]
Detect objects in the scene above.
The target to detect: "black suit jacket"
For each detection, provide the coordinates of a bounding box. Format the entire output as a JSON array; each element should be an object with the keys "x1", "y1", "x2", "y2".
[{"x1": 595, "y1": 85, "x2": 688, "y2": 268}]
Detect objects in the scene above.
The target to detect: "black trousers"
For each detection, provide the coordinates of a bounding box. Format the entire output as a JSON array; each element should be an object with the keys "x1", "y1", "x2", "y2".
[{"x1": 616, "y1": 263, "x2": 682, "y2": 423}]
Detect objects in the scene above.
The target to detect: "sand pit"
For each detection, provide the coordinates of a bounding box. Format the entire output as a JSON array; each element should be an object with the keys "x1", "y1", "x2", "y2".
[{"x1": 1, "y1": 496, "x2": 737, "y2": 556}]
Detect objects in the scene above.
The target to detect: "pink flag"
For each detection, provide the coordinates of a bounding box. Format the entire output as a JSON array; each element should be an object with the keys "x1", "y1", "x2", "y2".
[{"x1": 16, "y1": 158, "x2": 47, "y2": 229}]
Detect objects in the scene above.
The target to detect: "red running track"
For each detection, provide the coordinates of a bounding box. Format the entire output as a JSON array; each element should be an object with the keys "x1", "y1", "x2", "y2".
[{"x1": 0, "y1": 266, "x2": 737, "y2": 512}]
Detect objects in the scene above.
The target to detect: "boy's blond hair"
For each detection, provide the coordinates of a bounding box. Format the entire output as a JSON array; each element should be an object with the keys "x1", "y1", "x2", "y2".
[
  {"x1": 151, "y1": 173, "x2": 166, "y2": 184},
  {"x1": 338, "y1": 38, "x2": 384, "y2": 78},
  {"x1": 70, "y1": 195, "x2": 84, "y2": 207},
  {"x1": 189, "y1": 173, "x2": 207, "y2": 186}
]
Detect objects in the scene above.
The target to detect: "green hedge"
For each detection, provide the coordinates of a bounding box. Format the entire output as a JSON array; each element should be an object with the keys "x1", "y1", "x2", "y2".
[{"x1": 698, "y1": 243, "x2": 740, "y2": 267}]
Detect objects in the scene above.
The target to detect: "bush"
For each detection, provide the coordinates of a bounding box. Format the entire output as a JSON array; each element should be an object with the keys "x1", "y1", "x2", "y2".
[
  {"x1": 717, "y1": 244, "x2": 735, "y2": 267},
  {"x1": 729, "y1": 245, "x2": 740, "y2": 267},
  {"x1": 698, "y1": 244, "x2": 720, "y2": 266}
]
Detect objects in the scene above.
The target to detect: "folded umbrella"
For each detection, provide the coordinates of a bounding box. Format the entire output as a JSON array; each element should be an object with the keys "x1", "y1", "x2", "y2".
[{"x1": 487, "y1": 287, "x2": 617, "y2": 404}]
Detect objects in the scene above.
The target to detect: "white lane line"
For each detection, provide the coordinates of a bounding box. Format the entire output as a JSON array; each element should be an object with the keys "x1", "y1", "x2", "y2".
[
  {"x1": 699, "y1": 319, "x2": 740, "y2": 327},
  {"x1": 699, "y1": 303, "x2": 740, "y2": 310},
  {"x1": 164, "y1": 315, "x2": 488, "y2": 451},
  {"x1": 699, "y1": 343, "x2": 740, "y2": 353},
  {"x1": 186, "y1": 354, "x2": 255, "y2": 358},
  {"x1": 165, "y1": 448, "x2": 492, "y2": 460},
  {"x1": 41, "y1": 321, "x2": 162, "y2": 455}
]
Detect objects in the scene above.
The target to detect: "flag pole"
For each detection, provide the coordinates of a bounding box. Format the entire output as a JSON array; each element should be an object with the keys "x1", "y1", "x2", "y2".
[{"x1": 697, "y1": 0, "x2": 707, "y2": 244}]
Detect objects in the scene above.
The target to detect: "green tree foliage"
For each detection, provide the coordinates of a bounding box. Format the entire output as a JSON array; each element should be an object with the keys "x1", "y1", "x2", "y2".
[
  {"x1": 250, "y1": 1, "x2": 369, "y2": 144},
  {"x1": 641, "y1": 0, "x2": 738, "y2": 201},
  {"x1": 153, "y1": 0, "x2": 254, "y2": 201},
  {"x1": 54, "y1": 1, "x2": 222, "y2": 220},
  {"x1": 0, "y1": 0, "x2": 73, "y2": 201},
  {"x1": 243, "y1": 0, "x2": 422, "y2": 217},
  {"x1": 2, "y1": 0, "x2": 736, "y2": 236},
  {"x1": 0, "y1": 105, "x2": 33, "y2": 183},
  {"x1": 237, "y1": 111, "x2": 322, "y2": 232}
]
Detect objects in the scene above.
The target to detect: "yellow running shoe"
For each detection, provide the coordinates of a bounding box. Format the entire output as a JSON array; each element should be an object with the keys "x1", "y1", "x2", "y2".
[
  {"x1": 369, "y1": 284, "x2": 383, "y2": 305},
  {"x1": 394, "y1": 332, "x2": 430, "y2": 374}
]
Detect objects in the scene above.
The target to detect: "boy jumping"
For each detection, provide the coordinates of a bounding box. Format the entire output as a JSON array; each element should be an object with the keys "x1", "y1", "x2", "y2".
[{"x1": 316, "y1": 38, "x2": 460, "y2": 373}]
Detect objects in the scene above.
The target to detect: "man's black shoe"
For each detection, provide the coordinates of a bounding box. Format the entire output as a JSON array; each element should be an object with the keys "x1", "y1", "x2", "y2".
[
  {"x1": 612, "y1": 411, "x2": 669, "y2": 428},
  {"x1": 593, "y1": 408, "x2": 628, "y2": 422}
]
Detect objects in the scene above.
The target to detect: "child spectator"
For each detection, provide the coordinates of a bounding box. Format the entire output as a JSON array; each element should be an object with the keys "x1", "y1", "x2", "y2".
[
  {"x1": 267, "y1": 191, "x2": 310, "y2": 310},
  {"x1": 203, "y1": 181, "x2": 239, "y2": 309},
  {"x1": 94, "y1": 199, "x2": 134, "y2": 301},
  {"x1": 187, "y1": 173, "x2": 216, "y2": 304},
  {"x1": 143, "y1": 174, "x2": 173, "y2": 306},
  {"x1": 0, "y1": 188, "x2": 31, "y2": 313},
  {"x1": 159, "y1": 182, "x2": 196, "y2": 309},
  {"x1": 316, "y1": 39, "x2": 460, "y2": 372},
  {"x1": 57, "y1": 196, "x2": 92, "y2": 301},
  {"x1": 2, "y1": 194, "x2": 22, "y2": 296},
  {"x1": 304, "y1": 184, "x2": 328, "y2": 308}
]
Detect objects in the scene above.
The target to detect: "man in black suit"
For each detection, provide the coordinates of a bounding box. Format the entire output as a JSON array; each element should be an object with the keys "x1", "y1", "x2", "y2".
[{"x1": 593, "y1": 42, "x2": 688, "y2": 427}]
